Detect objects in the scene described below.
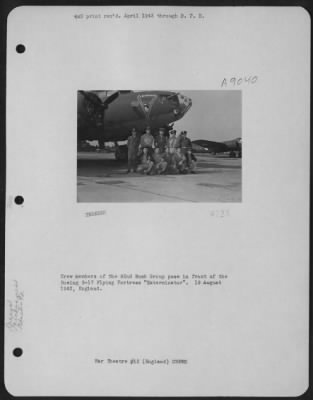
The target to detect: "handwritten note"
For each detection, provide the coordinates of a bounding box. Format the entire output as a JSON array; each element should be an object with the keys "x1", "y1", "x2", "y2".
[
  {"x1": 221, "y1": 76, "x2": 258, "y2": 88},
  {"x1": 6, "y1": 280, "x2": 24, "y2": 332}
]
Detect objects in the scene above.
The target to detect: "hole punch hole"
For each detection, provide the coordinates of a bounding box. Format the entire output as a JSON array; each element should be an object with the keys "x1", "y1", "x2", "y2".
[
  {"x1": 16, "y1": 44, "x2": 25, "y2": 54},
  {"x1": 14, "y1": 196, "x2": 24, "y2": 205},
  {"x1": 13, "y1": 348, "x2": 23, "y2": 357}
]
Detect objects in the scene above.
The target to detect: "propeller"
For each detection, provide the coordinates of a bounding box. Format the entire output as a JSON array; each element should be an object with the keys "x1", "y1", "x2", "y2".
[
  {"x1": 78, "y1": 90, "x2": 120, "y2": 128},
  {"x1": 79, "y1": 90, "x2": 103, "y2": 107},
  {"x1": 102, "y1": 91, "x2": 120, "y2": 108},
  {"x1": 79, "y1": 90, "x2": 120, "y2": 109}
]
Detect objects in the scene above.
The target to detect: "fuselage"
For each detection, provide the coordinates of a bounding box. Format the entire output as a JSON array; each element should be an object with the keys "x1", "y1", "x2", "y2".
[{"x1": 78, "y1": 90, "x2": 192, "y2": 142}]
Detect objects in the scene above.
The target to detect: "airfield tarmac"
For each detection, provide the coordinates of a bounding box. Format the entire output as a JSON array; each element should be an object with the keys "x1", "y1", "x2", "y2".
[{"x1": 77, "y1": 152, "x2": 242, "y2": 202}]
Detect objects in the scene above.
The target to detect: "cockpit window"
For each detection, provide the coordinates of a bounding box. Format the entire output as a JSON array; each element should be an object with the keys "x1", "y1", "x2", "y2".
[
  {"x1": 140, "y1": 95, "x2": 156, "y2": 104},
  {"x1": 159, "y1": 93, "x2": 179, "y2": 106},
  {"x1": 159, "y1": 95, "x2": 168, "y2": 104}
]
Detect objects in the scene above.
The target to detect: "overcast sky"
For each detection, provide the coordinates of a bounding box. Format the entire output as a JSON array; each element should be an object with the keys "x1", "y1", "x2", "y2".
[{"x1": 174, "y1": 90, "x2": 241, "y2": 142}]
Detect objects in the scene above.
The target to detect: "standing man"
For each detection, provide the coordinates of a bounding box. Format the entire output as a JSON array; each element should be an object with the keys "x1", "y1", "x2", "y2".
[
  {"x1": 172, "y1": 148, "x2": 187, "y2": 174},
  {"x1": 180, "y1": 130, "x2": 192, "y2": 154},
  {"x1": 175, "y1": 131, "x2": 184, "y2": 149},
  {"x1": 180, "y1": 130, "x2": 195, "y2": 172},
  {"x1": 139, "y1": 126, "x2": 154, "y2": 156},
  {"x1": 167, "y1": 130, "x2": 178, "y2": 173},
  {"x1": 127, "y1": 128, "x2": 140, "y2": 173},
  {"x1": 168, "y1": 130, "x2": 178, "y2": 154},
  {"x1": 154, "y1": 127, "x2": 168, "y2": 153},
  {"x1": 186, "y1": 149, "x2": 197, "y2": 174}
]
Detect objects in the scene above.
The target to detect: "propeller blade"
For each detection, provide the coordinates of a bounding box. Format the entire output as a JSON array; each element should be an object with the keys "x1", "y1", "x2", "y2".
[
  {"x1": 79, "y1": 90, "x2": 103, "y2": 107},
  {"x1": 103, "y1": 91, "x2": 120, "y2": 107},
  {"x1": 79, "y1": 90, "x2": 119, "y2": 110}
]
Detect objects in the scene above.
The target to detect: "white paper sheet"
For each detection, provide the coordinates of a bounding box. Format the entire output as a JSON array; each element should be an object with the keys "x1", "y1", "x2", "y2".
[{"x1": 5, "y1": 6, "x2": 310, "y2": 396}]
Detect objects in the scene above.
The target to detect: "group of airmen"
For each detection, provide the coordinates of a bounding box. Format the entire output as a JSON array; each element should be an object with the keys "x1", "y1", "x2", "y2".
[{"x1": 127, "y1": 126, "x2": 197, "y2": 175}]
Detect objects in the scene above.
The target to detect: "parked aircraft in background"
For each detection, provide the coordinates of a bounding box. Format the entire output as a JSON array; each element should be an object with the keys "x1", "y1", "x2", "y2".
[{"x1": 192, "y1": 138, "x2": 242, "y2": 157}]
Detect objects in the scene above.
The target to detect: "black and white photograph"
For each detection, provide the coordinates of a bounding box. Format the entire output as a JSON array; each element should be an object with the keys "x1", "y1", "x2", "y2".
[{"x1": 77, "y1": 90, "x2": 242, "y2": 202}]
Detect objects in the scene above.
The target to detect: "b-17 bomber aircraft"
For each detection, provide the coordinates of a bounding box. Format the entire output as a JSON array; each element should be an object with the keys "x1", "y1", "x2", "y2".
[
  {"x1": 78, "y1": 90, "x2": 192, "y2": 160},
  {"x1": 192, "y1": 138, "x2": 242, "y2": 158}
]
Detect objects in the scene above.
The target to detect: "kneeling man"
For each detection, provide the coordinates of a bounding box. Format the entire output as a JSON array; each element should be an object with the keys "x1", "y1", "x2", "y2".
[
  {"x1": 153, "y1": 148, "x2": 168, "y2": 174},
  {"x1": 137, "y1": 147, "x2": 154, "y2": 175}
]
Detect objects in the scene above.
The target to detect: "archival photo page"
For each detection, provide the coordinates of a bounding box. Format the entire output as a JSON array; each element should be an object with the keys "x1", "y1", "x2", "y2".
[{"x1": 77, "y1": 90, "x2": 242, "y2": 202}]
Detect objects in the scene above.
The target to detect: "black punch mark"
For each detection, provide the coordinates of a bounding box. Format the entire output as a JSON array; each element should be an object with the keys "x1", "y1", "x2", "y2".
[
  {"x1": 14, "y1": 195, "x2": 24, "y2": 205},
  {"x1": 16, "y1": 44, "x2": 25, "y2": 54},
  {"x1": 13, "y1": 348, "x2": 23, "y2": 357}
]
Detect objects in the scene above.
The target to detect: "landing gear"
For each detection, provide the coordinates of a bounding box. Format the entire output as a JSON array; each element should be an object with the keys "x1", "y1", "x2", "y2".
[
  {"x1": 229, "y1": 151, "x2": 242, "y2": 158},
  {"x1": 115, "y1": 144, "x2": 128, "y2": 161}
]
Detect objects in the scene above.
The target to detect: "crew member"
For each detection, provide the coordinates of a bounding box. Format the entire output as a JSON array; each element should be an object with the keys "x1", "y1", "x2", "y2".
[
  {"x1": 186, "y1": 149, "x2": 197, "y2": 174},
  {"x1": 153, "y1": 148, "x2": 168, "y2": 174},
  {"x1": 180, "y1": 130, "x2": 192, "y2": 154},
  {"x1": 139, "y1": 126, "x2": 154, "y2": 157},
  {"x1": 168, "y1": 130, "x2": 178, "y2": 154},
  {"x1": 172, "y1": 148, "x2": 187, "y2": 173},
  {"x1": 180, "y1": 131, "x2": 194, "y2": 172},
  {"x1": 175, "y1": 131, "x2": 184, "y2": 149},
  {"x1": 127, "y1": 128, "x2": 140, "y2": 173},
  {"x1": 164, "y1": 147, "x2": 177, "y2": 174},
  {"x1": 166, "y1": 130, "x2": 178, "y2": 172},
  {"x1": 136, "y1": 147, "x2": 154, "y2": 175},
  {"x1": 154, "y1": 127, "x2": 168, "y2": 153}
]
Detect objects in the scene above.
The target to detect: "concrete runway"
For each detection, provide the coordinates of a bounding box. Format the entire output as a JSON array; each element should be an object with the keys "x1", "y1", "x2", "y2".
[{"x1": 77, "y1": 152, "x2": 241, "y2": 202}]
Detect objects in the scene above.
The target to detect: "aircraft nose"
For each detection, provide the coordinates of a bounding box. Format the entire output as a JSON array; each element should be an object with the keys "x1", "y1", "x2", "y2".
[{"x1": 178, "y1": 93, "x2": 192, "y2": 114}]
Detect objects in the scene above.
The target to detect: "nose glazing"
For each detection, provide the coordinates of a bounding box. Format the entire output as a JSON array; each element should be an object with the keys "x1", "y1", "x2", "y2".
[{"x1": 178, "y1": 94, "x2": 192, "y2": 113}]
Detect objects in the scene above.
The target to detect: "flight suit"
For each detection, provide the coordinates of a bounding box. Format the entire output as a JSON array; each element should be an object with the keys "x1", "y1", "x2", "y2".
[
  {"x1": 166, "y1": 137, "x2": 178, "y2": 172},
  {"x1": 137, "y1": 153, "x2": 154, "y2": 174},
  {"x1": 172, "y1": 152, "x2": 187, "y2": 173},
  {"x1": 180, "y1": 137, "x2": 192, "y2": 154},
  {"x1": 180, "y1": 137, "x2": 194, "y2": 171},
  {"x1": 154, "y1": 135, "x2": 169, "y2": 153},
  {"x1": 168, "y1": 136, "x2": 178, "y2": 154},
  {"x1": 153, "y1": 152, "x2": 168, "y2": 174},
  {"x1": 186, "y1": 151, "x2": 196, "y2": 173},
  {"x1": 127, "y1": 135, "x2": 140, "y2": 171},
  {"x1": 140, "y1": 133, "x2": 154, "y2": 155},
  {"x1": 174, "y1": 133, "x2": 183, "y2": 149}
]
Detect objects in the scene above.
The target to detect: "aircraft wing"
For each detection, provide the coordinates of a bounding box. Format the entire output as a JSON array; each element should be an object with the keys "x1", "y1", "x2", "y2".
[{"x1": 192, "y1": 140, "x2": 228, "y2": 153}]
